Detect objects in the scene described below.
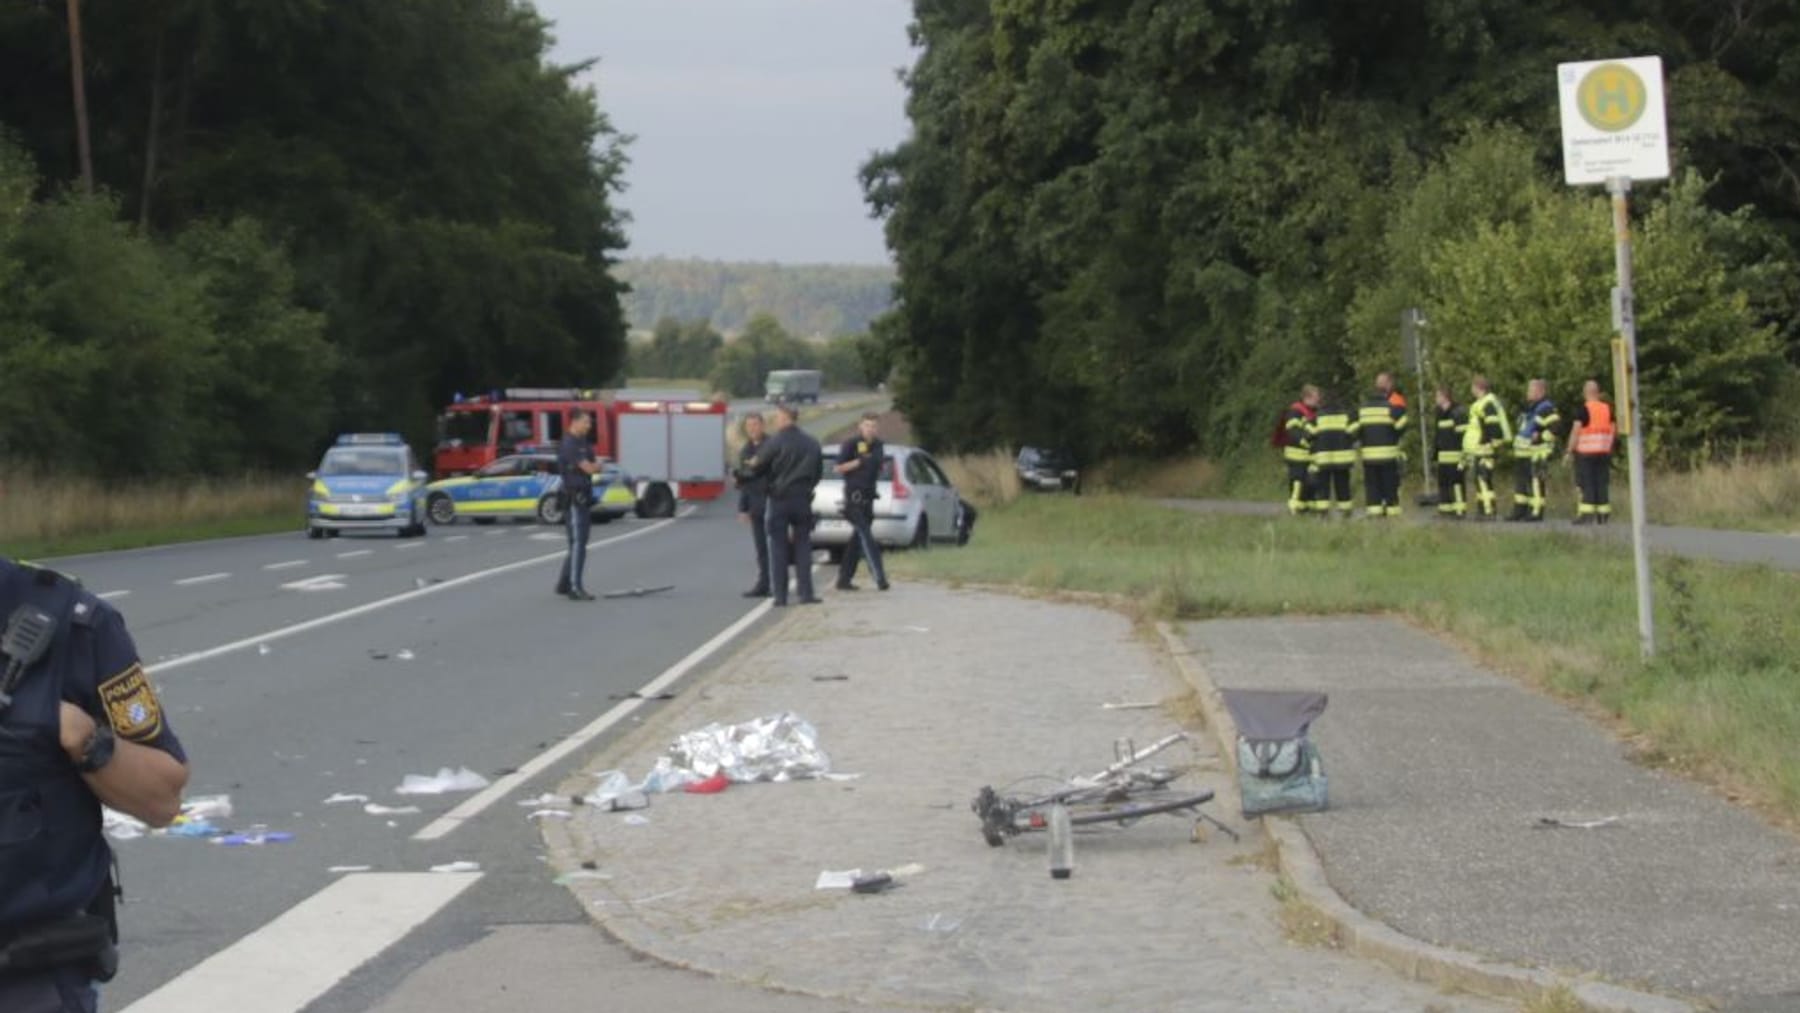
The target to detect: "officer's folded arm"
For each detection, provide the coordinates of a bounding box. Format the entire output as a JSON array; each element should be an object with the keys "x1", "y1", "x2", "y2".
[{"x1": 59, "y1": 701, "x2": 190, "y2": 827}]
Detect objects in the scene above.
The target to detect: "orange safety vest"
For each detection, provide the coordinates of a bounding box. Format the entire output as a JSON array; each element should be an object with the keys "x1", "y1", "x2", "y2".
[{"x1": 1574, "y1": 400, "x2": 1615, "y2": 455}]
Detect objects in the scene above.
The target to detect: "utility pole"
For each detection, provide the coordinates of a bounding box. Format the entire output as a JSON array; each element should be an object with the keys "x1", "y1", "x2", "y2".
[
  {"x1": 1608, "y1": 177, "x2": 1656, "y2": 658},
  {"x1": 1401, "y1": 308, "x2": 1433, "y2": 499},
  {"x1": 67, "y1": 0, "x2": 95, "y2": 195}
]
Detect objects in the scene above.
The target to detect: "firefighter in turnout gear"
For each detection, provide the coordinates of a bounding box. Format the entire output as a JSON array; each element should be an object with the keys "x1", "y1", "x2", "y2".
[
  {"x1": 1432, "y1": 385, "x2": 1469, "y2": 518},
  {"x1": 1510, "y1": 377, "x2": 1561, "y2": 522},
  {"x1": 1305, "y1": 393, "x2": 1357, "y2": 518},
  {"x1": 1351, "y1": 372, "x2": 1408, "y2": 518},
  {"x1": 1463, "y1": 375, "x2": 1512, "y2": 519},
  {"x1": 1280, "y1": 385, "x2": 1321, "y2": 515},
  {"x1": 1567, "y1": 378, "x2": 1617, "y2": 524}
]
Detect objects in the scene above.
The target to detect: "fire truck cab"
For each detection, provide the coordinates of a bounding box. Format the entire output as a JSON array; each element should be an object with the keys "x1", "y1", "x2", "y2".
[{"x1": 434, "y1": 388, "x2": 727, "y2": 518}]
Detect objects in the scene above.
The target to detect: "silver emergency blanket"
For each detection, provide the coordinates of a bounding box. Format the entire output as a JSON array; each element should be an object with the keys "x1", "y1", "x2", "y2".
[{"x1": 660, "y1": 711, "x2": 831, "y2": 784}]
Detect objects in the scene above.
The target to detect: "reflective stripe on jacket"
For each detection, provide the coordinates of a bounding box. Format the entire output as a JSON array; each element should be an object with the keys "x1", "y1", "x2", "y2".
[
  {"x1": 1462, "y1": 392, "x2": 1511, "y2": 457},
  {"x1": 1282, "y1": 403, "x2": 1316, "y2": 463},
  {"x1": 1306, "y1": 407, "x2": 1356, "y2": 467},
  {"x1": 1351, "y1": 393, "x2": 1406, "y2": 462},
  {"x1": 1573, "y1": 400, "x2": 1616, "y2": 455},
  {"x1": 1514, "y1": 399, "x2": 1561, "y2": 460},
  {"x1": 1434, "y1": 403, "x2": 1468, "y2": 465}
]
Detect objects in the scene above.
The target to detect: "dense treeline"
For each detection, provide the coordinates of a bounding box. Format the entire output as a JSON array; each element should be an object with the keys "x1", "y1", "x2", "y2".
[
  {"x1": 627, "y1": 314, "x2": 885, "y2": 398},
  {"x1": 865, "y1": 1, "x2": 1800, "y2": 464},
  {"x1": 616, "y1": 258, "x2": 895, "y2": 338},
  {"x1": 0, "y1": 1, "x2": 628, "y2": 475}
]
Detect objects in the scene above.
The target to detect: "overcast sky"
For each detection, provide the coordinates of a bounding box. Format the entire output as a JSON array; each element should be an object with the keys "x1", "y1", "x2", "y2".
[{"x1": 530, "y1": 0, "x2": 914, "y2": 265}]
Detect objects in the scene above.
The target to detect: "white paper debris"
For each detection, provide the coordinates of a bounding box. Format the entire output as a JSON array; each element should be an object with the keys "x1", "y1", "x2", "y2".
[
  {"x1": 429, "y1": 861, "x2": 481, "y2": 873},
  {"x1": 622, "y1": 814, "x2": 650, "y2": 826},
  {"x1": 516, "y1": 792, "x2": 564, "y2": 808},
  {"x1": 364, "y1": 803, "x2": 422, "y2": 815},
  {"x1": 103, "y1": 808, "x2": 146, "y2": 841},
  {"x1": 395, "y1": 649, "x2": 415, "y2": 661},
  {"x1": 182, "y1": 795, "x2": 234, "y2": 821},
  {"x1": 526, "y1": 809, "x2": 572, "y2": 821},
  {"x1": 328, "y1": 865, "x2": 373, "y2": 873},
  {"x1": 258, "y1": 643, "x2": 272, "y2": 656},
  {"x1": 395, "y1": 766, "x2": 491, "y2": 795},
  {"x1": 323, "y1": 793, "x2": 370, "y2": 805}
]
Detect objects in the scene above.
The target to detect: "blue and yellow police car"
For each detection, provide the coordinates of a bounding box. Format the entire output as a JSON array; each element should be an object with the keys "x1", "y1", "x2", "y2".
[
  {"x1": 424, "y1": 451, "x2": 637, "y2": 526},
  {"x1": 306, "y1": 433, "x2": 431, "y2": 539}
]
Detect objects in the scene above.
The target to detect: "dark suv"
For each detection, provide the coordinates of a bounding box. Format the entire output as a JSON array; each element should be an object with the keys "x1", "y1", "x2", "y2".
[{"x1": 1016, "y1": 447, "x2": 1080, "y2": 493}]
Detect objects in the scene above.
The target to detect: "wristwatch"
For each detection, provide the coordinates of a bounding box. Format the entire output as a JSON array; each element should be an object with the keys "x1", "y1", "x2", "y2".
[{"x1": 75, "y1": 723, "x2": 117, "y2": 773}]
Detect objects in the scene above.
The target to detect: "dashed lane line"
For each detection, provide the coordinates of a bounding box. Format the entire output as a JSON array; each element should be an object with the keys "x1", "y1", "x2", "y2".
[
  {"x1": 335, "y1": 549, "x2": 373, "y2": 559},
  {"x1": 262, "y1": 559, "x2": 309, "y2": 571},
  {"x1": 173, "y1": 572, "x2": 230, "y2": 586},
  {"x1": 98, "y1": 590, "x2": 131, "y2": 601},
  {"x1": 143, "y1": 516, "x2": 681, "y2": 677}
]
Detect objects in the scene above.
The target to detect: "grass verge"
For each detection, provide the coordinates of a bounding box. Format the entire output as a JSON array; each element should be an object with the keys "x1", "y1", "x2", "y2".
[
  {"x1": 1, "y1": 473, "x2": 301, "y2": 560},
  {"x1": 890, "y1": 495, "x2": 1800, "y2": 824}
]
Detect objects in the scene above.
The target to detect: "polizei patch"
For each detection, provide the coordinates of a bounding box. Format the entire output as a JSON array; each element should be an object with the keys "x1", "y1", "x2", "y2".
[{"x1": 99, "y1": 664, "x2": 164, "y2": 741}]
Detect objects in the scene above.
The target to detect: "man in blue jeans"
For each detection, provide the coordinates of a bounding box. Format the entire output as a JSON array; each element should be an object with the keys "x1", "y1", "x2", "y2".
[
  {"x1": 554, "y1": 410, "x2": 600, "y2": 601},
  {"x1": 736, "y1": 404, "x2": 822, "y2": 607}
]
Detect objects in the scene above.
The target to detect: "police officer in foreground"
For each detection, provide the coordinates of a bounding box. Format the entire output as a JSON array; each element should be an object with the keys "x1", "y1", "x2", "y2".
[
  {"x1": 554, "y1": 409, "x2": 601, "y2": 600},
  {"x1": 736, "y1": 412, "x2": 773, "y2": 597},
  {"x1": 833, "y1": 412, "x2": 890, "y2": 592},
  {"x1": 1, "y1": 557, "x2": 190, "y2": 1012},
  {"x1": 737, "y1": 403, "x2": 822, "y2": 607}
]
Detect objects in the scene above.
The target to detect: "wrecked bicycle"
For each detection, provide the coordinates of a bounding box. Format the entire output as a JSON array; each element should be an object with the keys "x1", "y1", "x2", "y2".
[{"x1": 972, "y1": 732, "x2": 1237, "y2": 875}]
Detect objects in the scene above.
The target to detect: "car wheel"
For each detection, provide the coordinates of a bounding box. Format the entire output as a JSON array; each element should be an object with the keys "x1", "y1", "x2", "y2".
[
  {"x1": 638, "y1": 483, "x2": 676, "y2": 519},
  {"x1": 910, "y1": 518, "x2": 930, "y2": 550},
  {"x1": 325, "y1": 528, "x2": 341, "y2": 539},
  {"x1": 427, "y1": 494, "x2": 455, "y2": 526},
  {"x1": 306, "y1": 526, "x2": 324, "y2": 540},
  {"x1": 536, "y1": 494, "x2": 565, "y2": 526},
  {"x1": 594, "y1": 511, "x2": 616, "y2": 525}
]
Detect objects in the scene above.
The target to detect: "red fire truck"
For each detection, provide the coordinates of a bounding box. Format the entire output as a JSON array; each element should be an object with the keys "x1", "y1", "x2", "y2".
[{"x1": 434, "y1": 388, "x2": 728, "y2": 517}]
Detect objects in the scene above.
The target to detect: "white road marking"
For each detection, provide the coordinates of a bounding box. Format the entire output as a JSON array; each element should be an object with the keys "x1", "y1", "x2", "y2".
[
  {"x1": 395, "y1": 541, "x2": 423, "y2": 550},
  {"x1": 336, "y1": 549, "x2": 373, "y2": 559},
  {"x1": 281, "y1": 574, "x2": 348, "y2": 592},
  {"x1": 98, "y1": 590, "x2": 131, "y2": 600},
  {"x1": 483, "y1": 529, "x2": 508, "y2": 536},
  {"x1": 144, "y1": 518, "x2": 679, "y2": 677},
  {"x1": 117, "y1": 872, "x2": 480, "y2": 1013},
  {"x1": 174, "y1": 572, "x2": 230, "y2": 586},
  {"x1": 529, "y1": 532, "x2": 563, "y2": 542},
  {"x1": 413, "y1": 593, "x2": 773, "y2": 841},
  {"x1": 262, "y1": 559, "x2": 309, "y2": 571},
  {"x1": 445, "y1": 535, "x2": 468, "y2": 542}
]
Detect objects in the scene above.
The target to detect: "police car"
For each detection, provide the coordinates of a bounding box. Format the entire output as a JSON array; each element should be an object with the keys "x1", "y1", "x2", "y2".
[
  {"x1": 423, "y1": 451, "x2": 637, "y2": 526},
  {"x1": 305, "y1": 433, "x2": 431, "y2": 539}
]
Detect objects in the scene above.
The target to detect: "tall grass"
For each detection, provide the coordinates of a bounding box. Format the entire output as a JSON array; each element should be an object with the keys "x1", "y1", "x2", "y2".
[
  {"x1": 0, "y1": 471, "x2": 299, "y2": 559},
  {"x1": 894, "y1": 495, "x2": 1800, "y2": 822},
  {"x1": 1647, "y1": 454, "x2": 1800, "y2": 532},
  {"x1": 938, "y1": 451, "x2": 1021, "y2": 507}
]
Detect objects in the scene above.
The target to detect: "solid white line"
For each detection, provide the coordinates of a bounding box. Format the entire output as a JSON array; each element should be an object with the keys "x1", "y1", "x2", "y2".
[
  {"x1": 336, "y1": 549, "x2": 373, "y2": 559},
  {"x1": 395, "y1": 541, "x2": 423, "y2": 550},
  {"x1": 174, "y1": 572, "x2": 230, "y2": 586},
  {"x1": 118, "y1": 872, "x2": 480, "y2": 1013},
  {"x1": 98, "y1": 590, "x2": 131, "y2": 601},
  {"x1": 262, "y1": 559, "x2": 309, "y2": 571},
  {"x1": 144, "y1": 518, "x2": 678, "y2": 677},
  {"x1": 412, "y1": 596, "x2": 772, "y2": 841}
]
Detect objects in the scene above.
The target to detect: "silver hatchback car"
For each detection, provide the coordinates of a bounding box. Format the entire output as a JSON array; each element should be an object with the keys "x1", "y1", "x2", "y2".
[{"x1": 810, "y1": 443, "x2": 970, "y2": 557}]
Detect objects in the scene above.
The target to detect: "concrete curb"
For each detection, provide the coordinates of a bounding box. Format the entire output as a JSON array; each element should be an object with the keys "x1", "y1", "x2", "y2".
[{"x1": 1152, "y1": 621, "x2": 1696, "y2": 1013}]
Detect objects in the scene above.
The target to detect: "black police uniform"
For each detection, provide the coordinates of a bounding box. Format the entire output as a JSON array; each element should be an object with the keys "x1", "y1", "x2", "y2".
[
  {"x1": 1, "y1": 559, "x2": 185, "y2": 1012},
  {"x1": 834, "y1": 435, "x2": 889, "y2": 591},
  {"x1": 736, "y1": 436, "x2": 772, "y2": 596},
  {"x1": 739, "y1": 425, "x2": 822, "y2": 606},
  {"x1": 554, "y1": 431, "x2": 597, "y2": 599}
]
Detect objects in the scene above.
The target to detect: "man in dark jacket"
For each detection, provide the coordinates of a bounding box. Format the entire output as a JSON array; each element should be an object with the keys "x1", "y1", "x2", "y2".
[
  {"x1": 735, "y1": 412, "x2": 772, "y2": 597},
  {"x1": 833, "y1": 413, "x2": 890, "y2": 591},
  {"x1": 737, "y1": 404, "x2": 823, "y2": 607}
]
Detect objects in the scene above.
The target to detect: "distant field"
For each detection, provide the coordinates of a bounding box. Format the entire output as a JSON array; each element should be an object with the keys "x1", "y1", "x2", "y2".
[{"x1": 1, "y1": 473, "x2": 299, "y2": 560}]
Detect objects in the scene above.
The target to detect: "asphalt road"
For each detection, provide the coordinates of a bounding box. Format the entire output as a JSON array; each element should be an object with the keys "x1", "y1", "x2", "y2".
[{"x1": 43, "y1": 504, "x2": 826, "y2": 1012}]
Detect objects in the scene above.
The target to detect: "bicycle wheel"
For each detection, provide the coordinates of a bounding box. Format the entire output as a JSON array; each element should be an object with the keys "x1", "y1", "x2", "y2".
[{"x1": 1065, "y1": 789, "x2": 1215, "y2": 828}]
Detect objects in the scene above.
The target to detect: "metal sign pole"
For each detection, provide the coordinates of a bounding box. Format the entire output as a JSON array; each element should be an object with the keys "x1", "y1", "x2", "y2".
[{"x1": 1607, "y1": 176, "x2": 1656, "y2": 658}]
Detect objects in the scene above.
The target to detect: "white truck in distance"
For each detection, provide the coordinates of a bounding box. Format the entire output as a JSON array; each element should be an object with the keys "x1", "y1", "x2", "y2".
[{"x1": 764, "y1": 369, "x2": 822, "y2": 404}]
